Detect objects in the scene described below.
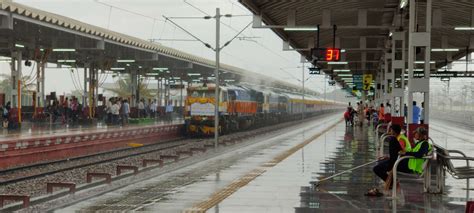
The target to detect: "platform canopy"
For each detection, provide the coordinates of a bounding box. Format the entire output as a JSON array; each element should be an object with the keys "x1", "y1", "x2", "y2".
[
  {"x1": 239, "y1": 0, "x2": 474, "y2": 88},
  {"x1": 0, "y1": 0, "x2": 311, "y2": 94}
]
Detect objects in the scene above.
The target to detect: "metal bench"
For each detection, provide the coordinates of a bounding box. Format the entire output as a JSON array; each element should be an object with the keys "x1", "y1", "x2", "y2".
[
  {"x1": 435, "y1": 144, "x2": 474, "y2": 199},
  {"x1": 390, "y1": 150, "x2": 437, "y2": 199}
]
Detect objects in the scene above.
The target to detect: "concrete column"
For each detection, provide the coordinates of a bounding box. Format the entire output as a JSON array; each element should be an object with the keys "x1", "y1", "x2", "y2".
[
  {"x1": 10, "y1": 51, "x2": 22, "y2": 123},
  {"x1": 130, "y1": 70, "x2": 137, "y2": 107},
  {"x1": 83, "y1": 64, "x2": 88, "y2": 106},
  {"x1": 391, "y1": 31, "x2": 406, "y2": 116},
  {"x1": 407, "y1": 0, "x2": 431, "y2": 126}
]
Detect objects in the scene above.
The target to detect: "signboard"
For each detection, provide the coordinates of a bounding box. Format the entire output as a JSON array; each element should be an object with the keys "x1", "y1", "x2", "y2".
[
  {"x1": 412, "y1": 71, "x2": 474, "y2": 78},
  {"x1": 363, "y1": 74, "x2": 372, "y2": 91},
  {"x1": 353, "y1": 74, "x2": 363, "y2": 90},
  {"x1": 190, "y1": 103, "x2": 215, "y2": 116},
  {"x1": 311, "y1": 48, "x2": 341, "y2": 61},
  {"x1": 308, "y1": 67, "x2": 321, "y2": 75}
]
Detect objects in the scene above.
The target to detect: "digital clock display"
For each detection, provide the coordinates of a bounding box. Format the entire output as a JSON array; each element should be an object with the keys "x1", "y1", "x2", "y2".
[{"x1": 311, "y1": 48, "x2": 341, "y2": 61}]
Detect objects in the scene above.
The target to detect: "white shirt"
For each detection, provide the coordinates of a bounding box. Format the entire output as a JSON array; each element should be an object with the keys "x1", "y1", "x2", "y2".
[
  {"x1": 138, "y1": 102, "x2": 145, "y2": 110},
  {"x1": 385, "y1": 106, "x2": 391, "y2": 114},
  {"x1": 111, "y1": 104, "x2": 120, "y2": 115}
]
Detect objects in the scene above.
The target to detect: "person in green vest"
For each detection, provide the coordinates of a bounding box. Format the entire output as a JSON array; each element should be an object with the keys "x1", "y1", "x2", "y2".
[
  {"x1": 367, "y1": 126, "x2": 430, "y2": 196},
  {"x1": 397, "y1": 126, "x2": 432, "y2": 174}
]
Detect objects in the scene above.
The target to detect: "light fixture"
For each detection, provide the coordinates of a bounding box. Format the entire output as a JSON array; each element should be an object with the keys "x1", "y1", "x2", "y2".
[
  {"x1": 15, "y1": 44, "x2": 25, "y2": 48},
  {"x1": 341, "y1": 49, "x2": 346, "y2": 53},
  {"x1": 337, "y1": 74, "x2": 353, "y2": 77},
  {"x1": 333, "y1": 69, "x2": 350, "y2": 72},
  {"x1": 431, "y1": 48, "x2": 459, "y2": 52},
  {"x1": 415, "y1": 61, "x2": 435, "y2": 64},
  {"x1": 138, "y1": 66, "x2": 142, "y2": 68},
  {"x1": 117, "y1": 59, "x2": 135, "y2": 63},
  {"x1": 173, "y1": 77, "x2": 181, "y2": 80},
  {"x1": 187, "y1": 73, "x2": 201, "y2": 76},
  {"x1": 283, "y1": 27, "x2": 318, "y2": 31},
  {"x1": 454, "y1": 27, "x2": 474, "y2": 31},
  {"x1": 328, "y1": 61, "x2": 348, "y2": 65},
  {"x1": 405, "y1": 68, "x2": 423, "y2": 71},
  {"x1": 111, "y1": 67, "x2": 125, "y2": 71},
  {"x1": 399, "y1": 0, "x2": 408, "y2": 9},
  {"x1": 153, "y1": 67, "x2": 169, "y2": 71},
  {"x1": 52, "y1": 49, "x2": 75, "y2": 52},
  {"x1": 126, "y1": 64, "x2": 130, "y2": 67},
  {"x1": 389, "y1": 32, "x2": 393, "y2": 37},
  {"x1": 57, "y1": 60, "x2": 76, "y2": 63},
  {"x1": 224, "y1": 79, "x2": 235, "y2": 82}
]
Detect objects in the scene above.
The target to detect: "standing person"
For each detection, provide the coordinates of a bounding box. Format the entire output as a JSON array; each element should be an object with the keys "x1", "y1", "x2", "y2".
[
  {"x1": 412, "y1": 101, "x2": 421, "y2": 124},
  {"x1": 378, "y1": 103, "x2": 385, "y2": 124},
  {"x1": 111, "y1": 100, "x2": 120, "y2": 125},
  {"x1": 106, "y1": 98, "x2": 113, "y2": 124},
  {"x1": 122, "y1": 100, "x2": 130, "y2": 125},
  {"x1": 165, "y1": 100, "x2": 173, "y2": 121},
  {"x1": 385, "y1": 103, "x2": 392, "y2": 123},
  {"x1": 357, "y1": 102, "x2": 364, "y2": 126},
  {"x1": 138, "y1": 99, "x2": 145, "y2": 118},
  {"x1": 62, "y1": 97, "x2": 69, "y2": 124},
  {"x1": 420, "y1": 102, "x2": 425, "y2": 124},
  {"x1": 150, "y1": 100, "x2": 157, "y2": 118}
]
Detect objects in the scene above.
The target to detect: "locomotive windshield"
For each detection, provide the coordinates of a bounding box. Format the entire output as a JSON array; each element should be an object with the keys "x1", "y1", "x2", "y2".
[{"x1": 190, "y1": 90, "x2": 214, "y2": 98}]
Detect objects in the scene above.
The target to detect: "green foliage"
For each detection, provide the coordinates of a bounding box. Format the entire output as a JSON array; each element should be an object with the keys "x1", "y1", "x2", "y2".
[{"x1": 102, "y1": 75, "x2": 154, "y2": 99}]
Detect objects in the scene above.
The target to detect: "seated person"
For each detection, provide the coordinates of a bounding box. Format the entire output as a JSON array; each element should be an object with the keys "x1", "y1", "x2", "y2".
[{"x1": 369, "y1": 127, "x2": 431, "y2": 195}]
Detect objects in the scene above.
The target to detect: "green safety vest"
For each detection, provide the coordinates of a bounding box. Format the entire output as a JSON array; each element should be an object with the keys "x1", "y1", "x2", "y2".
[
  {"x1": 408, "y1": 140, "x2": 432, "y2": 174},
  {"x1": 397, "y1": 134, "x2": 412, "y2": 152}
]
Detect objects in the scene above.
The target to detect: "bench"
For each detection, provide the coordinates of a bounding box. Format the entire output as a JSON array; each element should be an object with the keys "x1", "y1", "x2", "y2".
[
  {"x1": 434, "y1": 144, "x2": 474, "y2": 198},
  {"x1": 391, "y1": 150, "x2": 437, "y2": 199}
]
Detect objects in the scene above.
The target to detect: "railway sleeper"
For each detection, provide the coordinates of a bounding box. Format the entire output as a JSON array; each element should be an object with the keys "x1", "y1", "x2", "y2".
[
  {"x1": 46, "y1": 182, "x2": 76, "y2": 194},
  {"x1": 0, "y1": 195, "x2": 29, "y2": 208},
  {"x1": 86, "y1": 172, "x2": 112, "y2": 184},
  {"x1": 116, "y1": 165, "x2": 139, "y2": 176}
]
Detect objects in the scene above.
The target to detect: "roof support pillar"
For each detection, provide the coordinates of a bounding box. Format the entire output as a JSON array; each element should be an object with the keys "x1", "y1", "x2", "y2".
[
  {"x1": 407, "y1": 0, "x2": 431, "y2": 135},
  {"x1": 391, "y1": 31, "x2": 406, "y2": 116},
  {"x1": 10, "y1": 51, "x2": 22, "y2": 124}
]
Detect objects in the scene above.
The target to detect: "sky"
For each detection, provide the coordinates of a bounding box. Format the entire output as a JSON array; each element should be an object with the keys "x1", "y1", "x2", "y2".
[{"x1": 0, "y1": 0, "x2": 337, "y2": 97}]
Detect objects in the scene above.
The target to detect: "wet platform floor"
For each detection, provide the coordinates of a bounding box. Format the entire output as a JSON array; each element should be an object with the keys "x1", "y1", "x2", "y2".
[
  {"x1": 56, "y1": 114, "x2": 471, "y2": 212},
  {"x1": 0, "y1": 118, "x2": 183, "y2": 141}
]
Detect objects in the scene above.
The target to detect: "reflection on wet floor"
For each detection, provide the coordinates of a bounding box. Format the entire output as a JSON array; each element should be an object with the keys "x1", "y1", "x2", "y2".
[
  {"x1": 296, "y1": 123, "x2": 468, "y2": 213},
  {"x1": 0, "y1": 118, "x2": 183, "y2": 140},
  {"x1": 56, "y1": 115, "x2": 471, "y2": 212}
]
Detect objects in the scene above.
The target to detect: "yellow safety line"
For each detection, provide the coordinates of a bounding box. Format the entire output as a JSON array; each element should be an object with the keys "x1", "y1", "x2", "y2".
[{"x1": 183, "y1": 119, "x2": 343, "y2": 213}]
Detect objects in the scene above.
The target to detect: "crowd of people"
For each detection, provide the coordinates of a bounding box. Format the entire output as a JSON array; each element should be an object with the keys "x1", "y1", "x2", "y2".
[
  {"x1": 342, "y1": 100, "x2": 431, "y2": 197},
  {"x1": 344, "y1": 101, "x2": 425, "y2": 127}
]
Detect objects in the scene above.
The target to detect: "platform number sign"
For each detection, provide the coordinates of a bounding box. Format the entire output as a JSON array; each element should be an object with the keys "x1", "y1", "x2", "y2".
[
  {"x1": 311, "y1": 48, "x2": 341, "y2": 61},
  {"x1": 309, "y1": 67, "x2": 321, "y2": 75},
  {"x1": 363, "y1": 74, "x2": 372, "y2": 91}
]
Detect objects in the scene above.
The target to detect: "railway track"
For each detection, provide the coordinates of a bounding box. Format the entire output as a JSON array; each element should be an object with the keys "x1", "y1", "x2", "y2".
[{"x1": 0, "y1": 111, "x2": 341, "y2": 211}]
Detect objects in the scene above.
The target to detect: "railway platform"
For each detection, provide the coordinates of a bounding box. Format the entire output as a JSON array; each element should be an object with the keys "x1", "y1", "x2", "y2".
[
  {"x1": 52, "y1": 114, "x2": 471, "y2": 212},
  {"x1": 0, "y1": 117, "x2": 184, "y2": 169}
]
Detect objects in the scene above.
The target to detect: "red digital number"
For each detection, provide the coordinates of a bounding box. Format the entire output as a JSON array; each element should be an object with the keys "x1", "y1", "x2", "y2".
[
  {"x1": 326, "y1": 49, "x2": 333, "y2": 61},
  {"x1": 326, "y1": 48, "x2": 340, "y2": 61}
]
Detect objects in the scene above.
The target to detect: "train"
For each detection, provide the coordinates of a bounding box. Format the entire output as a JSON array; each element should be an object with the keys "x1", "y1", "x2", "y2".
[{"x1": 184, "y1": 83, "x2": 344, "y2": 136}]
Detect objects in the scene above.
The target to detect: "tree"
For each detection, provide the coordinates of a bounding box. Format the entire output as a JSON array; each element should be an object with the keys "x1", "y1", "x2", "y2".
[
  {"x1": 101, "y1": 75, "x2": 154, "y2": 99},
  {"x1": 0, "y1": 74, "x2": 36, "y2": 101}
]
